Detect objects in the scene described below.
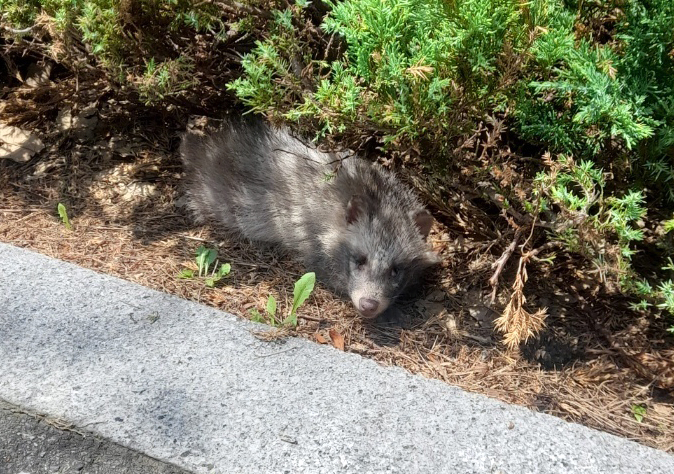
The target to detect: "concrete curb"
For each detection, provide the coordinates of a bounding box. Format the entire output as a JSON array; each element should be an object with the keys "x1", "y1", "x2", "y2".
[{"x1": 1, "y1": 242, "x2": 672, "y2": 473}]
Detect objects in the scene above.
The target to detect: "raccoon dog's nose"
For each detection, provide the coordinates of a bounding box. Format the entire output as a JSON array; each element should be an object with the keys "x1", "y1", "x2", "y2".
[{"x1": 358, "y1": 297, "x2": 380, "y2": 318}]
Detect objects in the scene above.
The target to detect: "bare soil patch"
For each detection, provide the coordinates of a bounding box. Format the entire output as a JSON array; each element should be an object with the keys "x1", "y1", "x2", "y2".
[{"x1": 1, "y1": 70, "x2": 673, "y2": 454}]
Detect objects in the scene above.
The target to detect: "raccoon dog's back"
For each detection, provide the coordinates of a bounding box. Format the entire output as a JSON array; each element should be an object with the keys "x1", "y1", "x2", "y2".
[{"x1": 180, "y1": 120, "x2": 438, "y2": 319}]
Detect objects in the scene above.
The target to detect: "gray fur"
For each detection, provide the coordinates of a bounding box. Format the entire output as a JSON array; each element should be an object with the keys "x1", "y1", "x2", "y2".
[{"x1": 180, "y1": 120, "x2": 439, "y2": 319}]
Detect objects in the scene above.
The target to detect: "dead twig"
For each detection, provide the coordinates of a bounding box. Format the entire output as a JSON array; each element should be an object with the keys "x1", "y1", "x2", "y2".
[{"x1": 489, "y1": 227, "x2": 523, "y2": 303}]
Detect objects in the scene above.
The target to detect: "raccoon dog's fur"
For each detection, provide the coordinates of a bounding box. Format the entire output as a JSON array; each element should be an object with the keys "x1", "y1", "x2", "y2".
[{"x1": 180, "y1": 119, "x2": 439, "y2": 319}]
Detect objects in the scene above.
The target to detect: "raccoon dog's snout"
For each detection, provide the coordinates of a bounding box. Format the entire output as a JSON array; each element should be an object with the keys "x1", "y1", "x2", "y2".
[
  {"x1": 358, "y1": 297, "x2": 380, "y2": 318},
  {"x1": 180, "y1": 118, "x2": 440, "y2": 319}
]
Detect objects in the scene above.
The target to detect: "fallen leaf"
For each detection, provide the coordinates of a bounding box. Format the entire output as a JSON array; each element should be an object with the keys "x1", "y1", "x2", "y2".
[
  {"x1": 329, "y1": 329, "x2": 345, "y2": 351},
  {"x1": 315, "y1": 333, "x2": 328, "y2": 344},
  {"x1": 0, "y1": 124, "x2": 45, "y2": 162}
]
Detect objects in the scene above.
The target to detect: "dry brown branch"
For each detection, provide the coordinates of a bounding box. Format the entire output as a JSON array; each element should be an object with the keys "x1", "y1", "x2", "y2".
[
  {"x1": 494, "y1": 256, "x2": 547, "y2": 350},
  {"x1": 489, "y1": 227, "x2": 523, "y2": 303}
]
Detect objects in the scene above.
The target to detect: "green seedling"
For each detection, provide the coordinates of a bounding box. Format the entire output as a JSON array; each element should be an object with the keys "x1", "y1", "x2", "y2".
[
  {"x1": 249, "y1": 273, "x2": 316, "y2": 327},
  {"x1": 250, "y1": 294, "x2": 280, "y2": 325},
  {"x1": 249, "y1": 308, "x2": 265, "y2": 323},
  {"x1": 178, "y1": 269, "x2": 195, "y2": 279},
  {"x1": 631, "y1": 404, "x2": 646, "y2": 423},
  {"x1": 205, "y1": 263, "x2": 231, "y2": 288},
  {"x1": 266, "y1": 294, "x2": 277, "y2": 319},
  {"x1": 178, "y1": 245, "x2": 231, "y2": 288},
  {"x1": 196, "y1": 245, "x2": 217, "y2": 277},
  {"x1": 283, "y1": 272, "x2": 315, "y2": 327},
  {"x1": 57, "y1": 203, "x2": 71, "y2": 230}
]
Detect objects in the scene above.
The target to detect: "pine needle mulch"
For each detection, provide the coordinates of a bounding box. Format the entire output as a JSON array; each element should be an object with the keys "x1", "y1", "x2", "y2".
[{"x1": 1, "y1": 133, "x2": 672, "y2": 453}]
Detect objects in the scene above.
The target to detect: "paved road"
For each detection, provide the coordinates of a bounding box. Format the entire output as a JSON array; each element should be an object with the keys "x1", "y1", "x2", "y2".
[
  {"x1": 0, "y1": 400, "x2": 189, "y2": 474},
  {"x1": 1, "y1": 242, "x2": 673, "y2": 473}
]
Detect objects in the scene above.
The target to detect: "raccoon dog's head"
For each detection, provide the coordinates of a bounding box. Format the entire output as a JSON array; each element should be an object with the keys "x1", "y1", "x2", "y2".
[{"x1": 342, "y1": 194, "x2": 439, "y2": 319}]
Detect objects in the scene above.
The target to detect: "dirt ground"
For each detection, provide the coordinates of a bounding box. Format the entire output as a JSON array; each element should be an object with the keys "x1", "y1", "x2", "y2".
[{"x1": 1, "y1": 70, "x2": 673, "y2": 454}]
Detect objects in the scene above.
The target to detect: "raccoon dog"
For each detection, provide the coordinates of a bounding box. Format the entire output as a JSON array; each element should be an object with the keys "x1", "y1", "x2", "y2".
[{"x1": 180, "y1": 119, "x2": 439, "y2": 319}]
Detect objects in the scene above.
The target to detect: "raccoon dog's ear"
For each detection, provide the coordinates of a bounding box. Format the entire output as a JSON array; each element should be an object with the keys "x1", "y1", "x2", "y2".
[
  {"x1": 411, "y1": 209, "x2": 434, "y2": 239},
  {"x1": 346, "y1": 195, "x2": 366, "y2": 224}
]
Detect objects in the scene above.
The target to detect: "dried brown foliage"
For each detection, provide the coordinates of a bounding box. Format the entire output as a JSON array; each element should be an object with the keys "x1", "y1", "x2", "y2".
[{"x1": 494, "y1": 256, "x2": 548, "y2": 350}]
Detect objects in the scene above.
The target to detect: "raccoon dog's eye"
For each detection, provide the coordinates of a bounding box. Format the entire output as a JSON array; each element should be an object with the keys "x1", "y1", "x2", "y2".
[{"x1": 355, "y1": 255, "x2": 367, "y2": 269}]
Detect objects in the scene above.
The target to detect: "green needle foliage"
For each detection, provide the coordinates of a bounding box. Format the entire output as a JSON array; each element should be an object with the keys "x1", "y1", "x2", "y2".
[
  {"x1": 0, "y1": 0, "x2": 271, "y2": 103},
  {"x1": 3, "y1": 0, "x2": 674, "y2": 328},
  {"x1": 228, "y1": 0, "x2": 674, "y2": 327},
  {"x1": 230, "y1": 0, "x2": 541, "y2": 143}
]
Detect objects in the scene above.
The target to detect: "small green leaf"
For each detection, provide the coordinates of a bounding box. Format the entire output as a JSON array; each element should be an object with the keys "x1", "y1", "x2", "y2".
[
  {"x1": 250, "y1": 308, "x2": 265, "y2": 323},
  {"x1": 291, "y1": 272, "x2": 316, "y2": 316},
  {"x1": 178, "y1": 269, "x2": 194, "y2": 279},
  {"x1": 282, "y1": 312, "x2": 298, "y2": 327},
  {"x1": 664, "y1": 218, "x2": 674, "y2": 233},
  {"x1": 266, "y1": 295, "x2": 277, "y2": 318},
  {"x1": 195, "y1": 246, "x2": 217, "y2": 276},
  {"x1": 57, "y1": 203, "x2": 71, "y2": 230},
  {"x1": 204, "y1": 263, "x2": 231, "y2": 288},
  {"x1": 631, "y1": 404, "x2": 646, "y2": 423},
  {"x1": 216, "y1": 263, "x2": 231, "y2": 278},
  {"x1": 628, "y1": 300, "x2": 650, "y2": 311},
  {"x1": 661, "y1": 258, "x2": 674, "y2": 273}
]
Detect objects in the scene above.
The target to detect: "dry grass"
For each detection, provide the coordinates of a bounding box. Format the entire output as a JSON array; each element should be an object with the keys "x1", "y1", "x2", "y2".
[{"x1": 1, "y1": 76, "x2": 672, "y2": 454}]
